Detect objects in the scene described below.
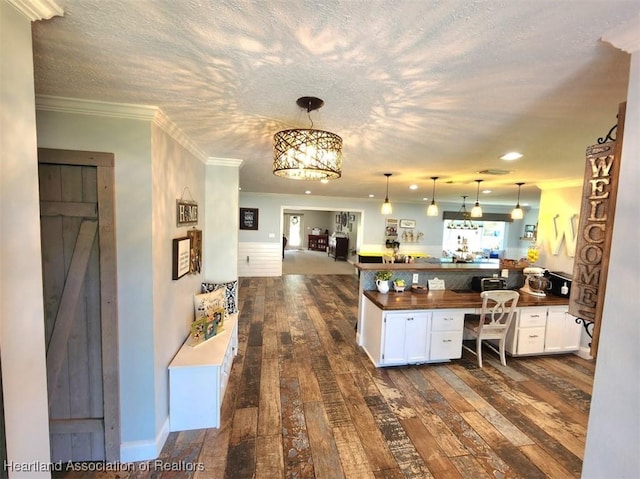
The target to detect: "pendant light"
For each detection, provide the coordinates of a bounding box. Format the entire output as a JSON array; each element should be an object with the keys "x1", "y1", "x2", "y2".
[
  {"x1": 447, "y1": 196, "x2": 478, "y2": 230},
  {"x1": 511, "y1": 182, "x2": 525, "y2": 220},
  {"x1": 381, "y1": 173, "x2": 393, "y2": 215},
  {"x1": 273, "y1": 97, "x2": 343, "y2": 180},
  {"x1": 427, "y1": 176, "x2": 439, "y2": 216},
  {"x1": 470, "y1": 179, "x2": 483, "y2": 218}
]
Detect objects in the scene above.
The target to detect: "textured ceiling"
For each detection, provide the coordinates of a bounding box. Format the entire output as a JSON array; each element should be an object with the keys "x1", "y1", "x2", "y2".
[{"x1": 31, "y1": 0, "x2": 638, "y2": 208}]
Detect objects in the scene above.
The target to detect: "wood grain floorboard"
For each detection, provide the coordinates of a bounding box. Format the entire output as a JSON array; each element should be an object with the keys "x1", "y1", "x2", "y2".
[{"x1": 53, "y1": 274, "x2": 594, "y2": 479}]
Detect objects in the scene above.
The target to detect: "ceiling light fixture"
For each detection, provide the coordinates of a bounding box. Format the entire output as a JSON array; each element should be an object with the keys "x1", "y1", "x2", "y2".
[
  {"x1": 273, "y1": 96, "x2": 343, "y2": 180},
  {"x1": 427, "y1": 176, "x2": 439, "y2": 217},
  {"x1": 470, "y1": 179, "x2": 483, "y2": 218},
  {"x1": 381, "y1": 173, "x2": 393, "y2": 215},
  {"x1": 500, "y1": 152, "x2": 523, "y2": 161},
  {"x1": 511, "y1": 182, "x2": 525, "y2": 220},
  {"x1": 447, "y1": 196, "x2": 478, "y2": 230}
]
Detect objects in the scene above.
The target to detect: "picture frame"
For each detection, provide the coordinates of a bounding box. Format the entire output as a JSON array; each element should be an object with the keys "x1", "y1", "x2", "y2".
[
  {"x1": 239, "y1": 207, "x2": 259, "y2": 230},
  {"x1": 172, "y1": 236, "x2": 191, "y2": 280},
  {"x1": 399, "y1": 219, "x2": 416, "y2": 228},
  {"x1": 176, "y1": 199, "x2": 198, "y2": 227},
  {"x1": 186, "y1": 229, "x2": 202, "y2": 274},
  {"x1": 190, "y1": 318, "x2": 207, "y2": 346}
]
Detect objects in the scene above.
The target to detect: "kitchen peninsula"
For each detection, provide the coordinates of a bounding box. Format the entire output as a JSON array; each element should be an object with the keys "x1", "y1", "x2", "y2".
[{"x1": 355, "y1": 261, "x2": 580, "y2": 367}]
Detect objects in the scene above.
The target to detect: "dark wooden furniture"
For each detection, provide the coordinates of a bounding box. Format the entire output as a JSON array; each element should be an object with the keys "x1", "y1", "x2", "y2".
[
  {"x1": 328, "y1": 236, "x2": 349, "y2": 261},
  {"x1": 307, "y1": 234, "x2": 328, "y2": 251}
]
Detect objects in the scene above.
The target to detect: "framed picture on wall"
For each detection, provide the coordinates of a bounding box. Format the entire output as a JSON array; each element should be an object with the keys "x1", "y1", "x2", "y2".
[
  {"x1": 172, "y1": 236, "x2": 191, "y2": 280},
  {"x1": 240, "y1": 207, "x2": 259, "y2": 230},
  {"x1": 399, "y1": 219, "x2": 416, "y2": 228}
]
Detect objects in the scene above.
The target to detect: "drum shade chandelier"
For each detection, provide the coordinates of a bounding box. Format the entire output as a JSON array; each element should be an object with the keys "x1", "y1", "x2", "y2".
[
  {"x1": 273, "y1": 97, "x2": 343, "y2": 181},
  {"x1": 511, "y1": 182, "x2": 525, "y2": 220}
]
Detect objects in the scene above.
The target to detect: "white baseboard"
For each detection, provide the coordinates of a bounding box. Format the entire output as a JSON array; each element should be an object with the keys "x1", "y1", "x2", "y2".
[
  {"x1": 575, "y1": 346, "x2": 594, "y2": 360},
  {"x1": 120, "y1": 417, "x2": 170, "y2": 463}
]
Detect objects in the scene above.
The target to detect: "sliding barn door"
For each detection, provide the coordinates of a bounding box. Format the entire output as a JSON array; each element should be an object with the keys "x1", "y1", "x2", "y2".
[{"x1": 38, "y1": 148, "x2": 119, "y2": 462}]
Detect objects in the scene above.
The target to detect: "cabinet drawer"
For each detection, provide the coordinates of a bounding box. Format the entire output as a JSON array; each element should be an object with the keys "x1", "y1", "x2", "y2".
[
  {"x1": 431, "y1": 310, "x2": 464, "y2": 331},
  {"x1": 430, "y1": 330, "x2": 463, "y2": 360},
  {"x1": 517, "y1": 326, "x2": 545, "y2": 354},
  {"x1": 519, "y1": 308, "x2": 547, "y2": 328}
]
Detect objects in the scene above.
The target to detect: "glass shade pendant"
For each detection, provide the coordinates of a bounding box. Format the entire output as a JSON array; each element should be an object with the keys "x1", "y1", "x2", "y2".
[
  {"x1": 511, "y1": 182, "x2": 525, "y2": 220},
  {"x1": 427, "y1": 176, "x2": 439, "y2": 216},
  {"x1": 381, "y1": 173, "x2": 392, "y2": 215},
  {"x1": 470, "y1": 179, "x2": 483, "y2": 218}
]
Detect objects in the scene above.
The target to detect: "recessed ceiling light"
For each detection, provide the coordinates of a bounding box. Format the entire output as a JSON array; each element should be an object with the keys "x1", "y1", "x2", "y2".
[
  {"x1": 369, "y1": 194, "x2": 375, "y2": 198},
  {"x1": 482, "y1": 189, "x2": 491, "y2": 194},
  {"x1": 500, "y1": 152, "x2": 523, "y2": 161},
  {"x1": 409, "y1": 184, "x2": 418, "y2": 190},
  {"x1": 305, "y1": 190, "x2": 311, "y2": 194},
  {"x1": 422, "y1": 197, "x2": 429, "y2": 201},
  {"x1": 320, "y1": 179, "x2": 329, "y2": 184}
]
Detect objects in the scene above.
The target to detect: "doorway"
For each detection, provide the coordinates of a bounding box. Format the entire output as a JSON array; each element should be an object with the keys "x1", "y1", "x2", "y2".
[{"x1": 38, "y1": 148, "x2": 120, "y2": 462}]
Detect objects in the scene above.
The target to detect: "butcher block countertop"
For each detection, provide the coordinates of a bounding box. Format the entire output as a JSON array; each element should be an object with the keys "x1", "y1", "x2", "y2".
[{"x1": 363, "y1": 289, "x2": 569, "y2": 311}]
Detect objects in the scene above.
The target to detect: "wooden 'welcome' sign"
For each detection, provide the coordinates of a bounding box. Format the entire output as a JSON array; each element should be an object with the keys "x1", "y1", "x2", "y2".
[{"x1": 569, "y1": 102, "x2": 625, "y2": 357}]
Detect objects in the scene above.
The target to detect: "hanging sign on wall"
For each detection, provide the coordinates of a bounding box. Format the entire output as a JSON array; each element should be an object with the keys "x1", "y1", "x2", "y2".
[
  {"x1": 568, "y1": 102, "x2": 625, "y2": 357},
  {"x1": 176, "y1": 199, "x2": 198, "y2": 227}
]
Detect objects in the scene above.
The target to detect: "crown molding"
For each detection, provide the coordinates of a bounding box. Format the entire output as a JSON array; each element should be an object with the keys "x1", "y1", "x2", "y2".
[
  {"x1": 152, "y1": 110, "x2": 209, "y2": 164},
  {"x1": 602, "y1": 15, "x2": 640, "y2": 54},
  {"x1": 35, "y1": 95, "x2": 210, "y2": 164},
  {"x1": 36, "y1": 95, "x2": 158, "y2": 120},
  {"x1": 206, "y1": 157, "x2": 244, "y2": 168},
  {"x1": 7, "y1": 0, "x2": 62, "y2": 21}
]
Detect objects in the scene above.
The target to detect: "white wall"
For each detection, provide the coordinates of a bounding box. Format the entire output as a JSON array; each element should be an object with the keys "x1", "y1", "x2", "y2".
[
  {"x1": 150, "y1": 122, "x2": 206, "y2": 448},
  {"x1": 582, "y1": 27, "x2": 640, "y2": 478},
  {"x1": 0, "y1": 2, "x2": 51, "y2": 476},
  {"x1": 203, "y1": 161, "x2": 241, "y2": 282}
]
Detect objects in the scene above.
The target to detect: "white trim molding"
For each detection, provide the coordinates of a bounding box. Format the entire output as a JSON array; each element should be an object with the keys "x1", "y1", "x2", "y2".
[
  {"x1": 35, "y1": 95, "x2": 211, "y2": 164},
  {"x1": 7, "y1": 0, "x2": 62, "y2": 20},
  {"x1": 207, "y1": 157, "x2": 244, "y2": 168},
  {"x1": 602, "y1": 15, "x2": 640, "y2": 54}
]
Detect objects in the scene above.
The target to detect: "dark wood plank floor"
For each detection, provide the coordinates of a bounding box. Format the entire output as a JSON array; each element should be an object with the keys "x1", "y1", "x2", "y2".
[{"x1": 55, "y1": 274, "x2": 594, "y2": 479}]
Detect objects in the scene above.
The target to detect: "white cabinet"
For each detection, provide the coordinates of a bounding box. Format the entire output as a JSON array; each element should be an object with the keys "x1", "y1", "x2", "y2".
[
  {"x1": 382, "y1": 311, "x2": 430, "y2": 365},
  {"x1": 544, "y1": 307, "x2": 581, "y2": 353},
  {"x1": 360, "y1": 297, "x2": 470, "y2": 367},
  {"x1": 505, "y1": 306, "x2": 580, "y2": 356},
  {"x1": 169, "y1": 313, "x2": 238, "y2": 431}
]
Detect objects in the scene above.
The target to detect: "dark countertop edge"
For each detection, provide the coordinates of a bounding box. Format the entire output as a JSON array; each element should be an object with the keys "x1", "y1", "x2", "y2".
[
  {"x1": 363, "y1": 289, "x2": 569, "y2": 310},
  {"x1": 356, "y1": 262, "x2": 523, "y2": 272}
]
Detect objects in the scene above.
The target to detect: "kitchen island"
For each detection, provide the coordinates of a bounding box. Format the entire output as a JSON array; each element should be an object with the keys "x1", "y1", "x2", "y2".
[{"x1": 355, "y1": 263, "x2": 580, "y2": 367}]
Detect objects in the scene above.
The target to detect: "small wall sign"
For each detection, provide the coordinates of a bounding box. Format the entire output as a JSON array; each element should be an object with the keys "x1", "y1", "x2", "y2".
[
  {"x1": 177, "y1": 200, "x2": 198, "y2": 227},
  {"x1": 240, "y1": 207, "x2": 259, "y2": 230},
  {"x1": 172, "y1": 237, "x2": 191, "y2": 280}
]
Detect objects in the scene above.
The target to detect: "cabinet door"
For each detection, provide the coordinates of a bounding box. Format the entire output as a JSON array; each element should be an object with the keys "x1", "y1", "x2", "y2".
[
  {"x1": 544, "y1": 307, "x2": 581, "y2": 352},
  {"x1": 405, "y1": 313, "x2": 430, "y2": 363},
  {"x1": 517, "y1": 326, "x2": 546, "y2": 355},
  {"x1": 382, "y1": 313, "x2": 408, "y2": 365}
]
